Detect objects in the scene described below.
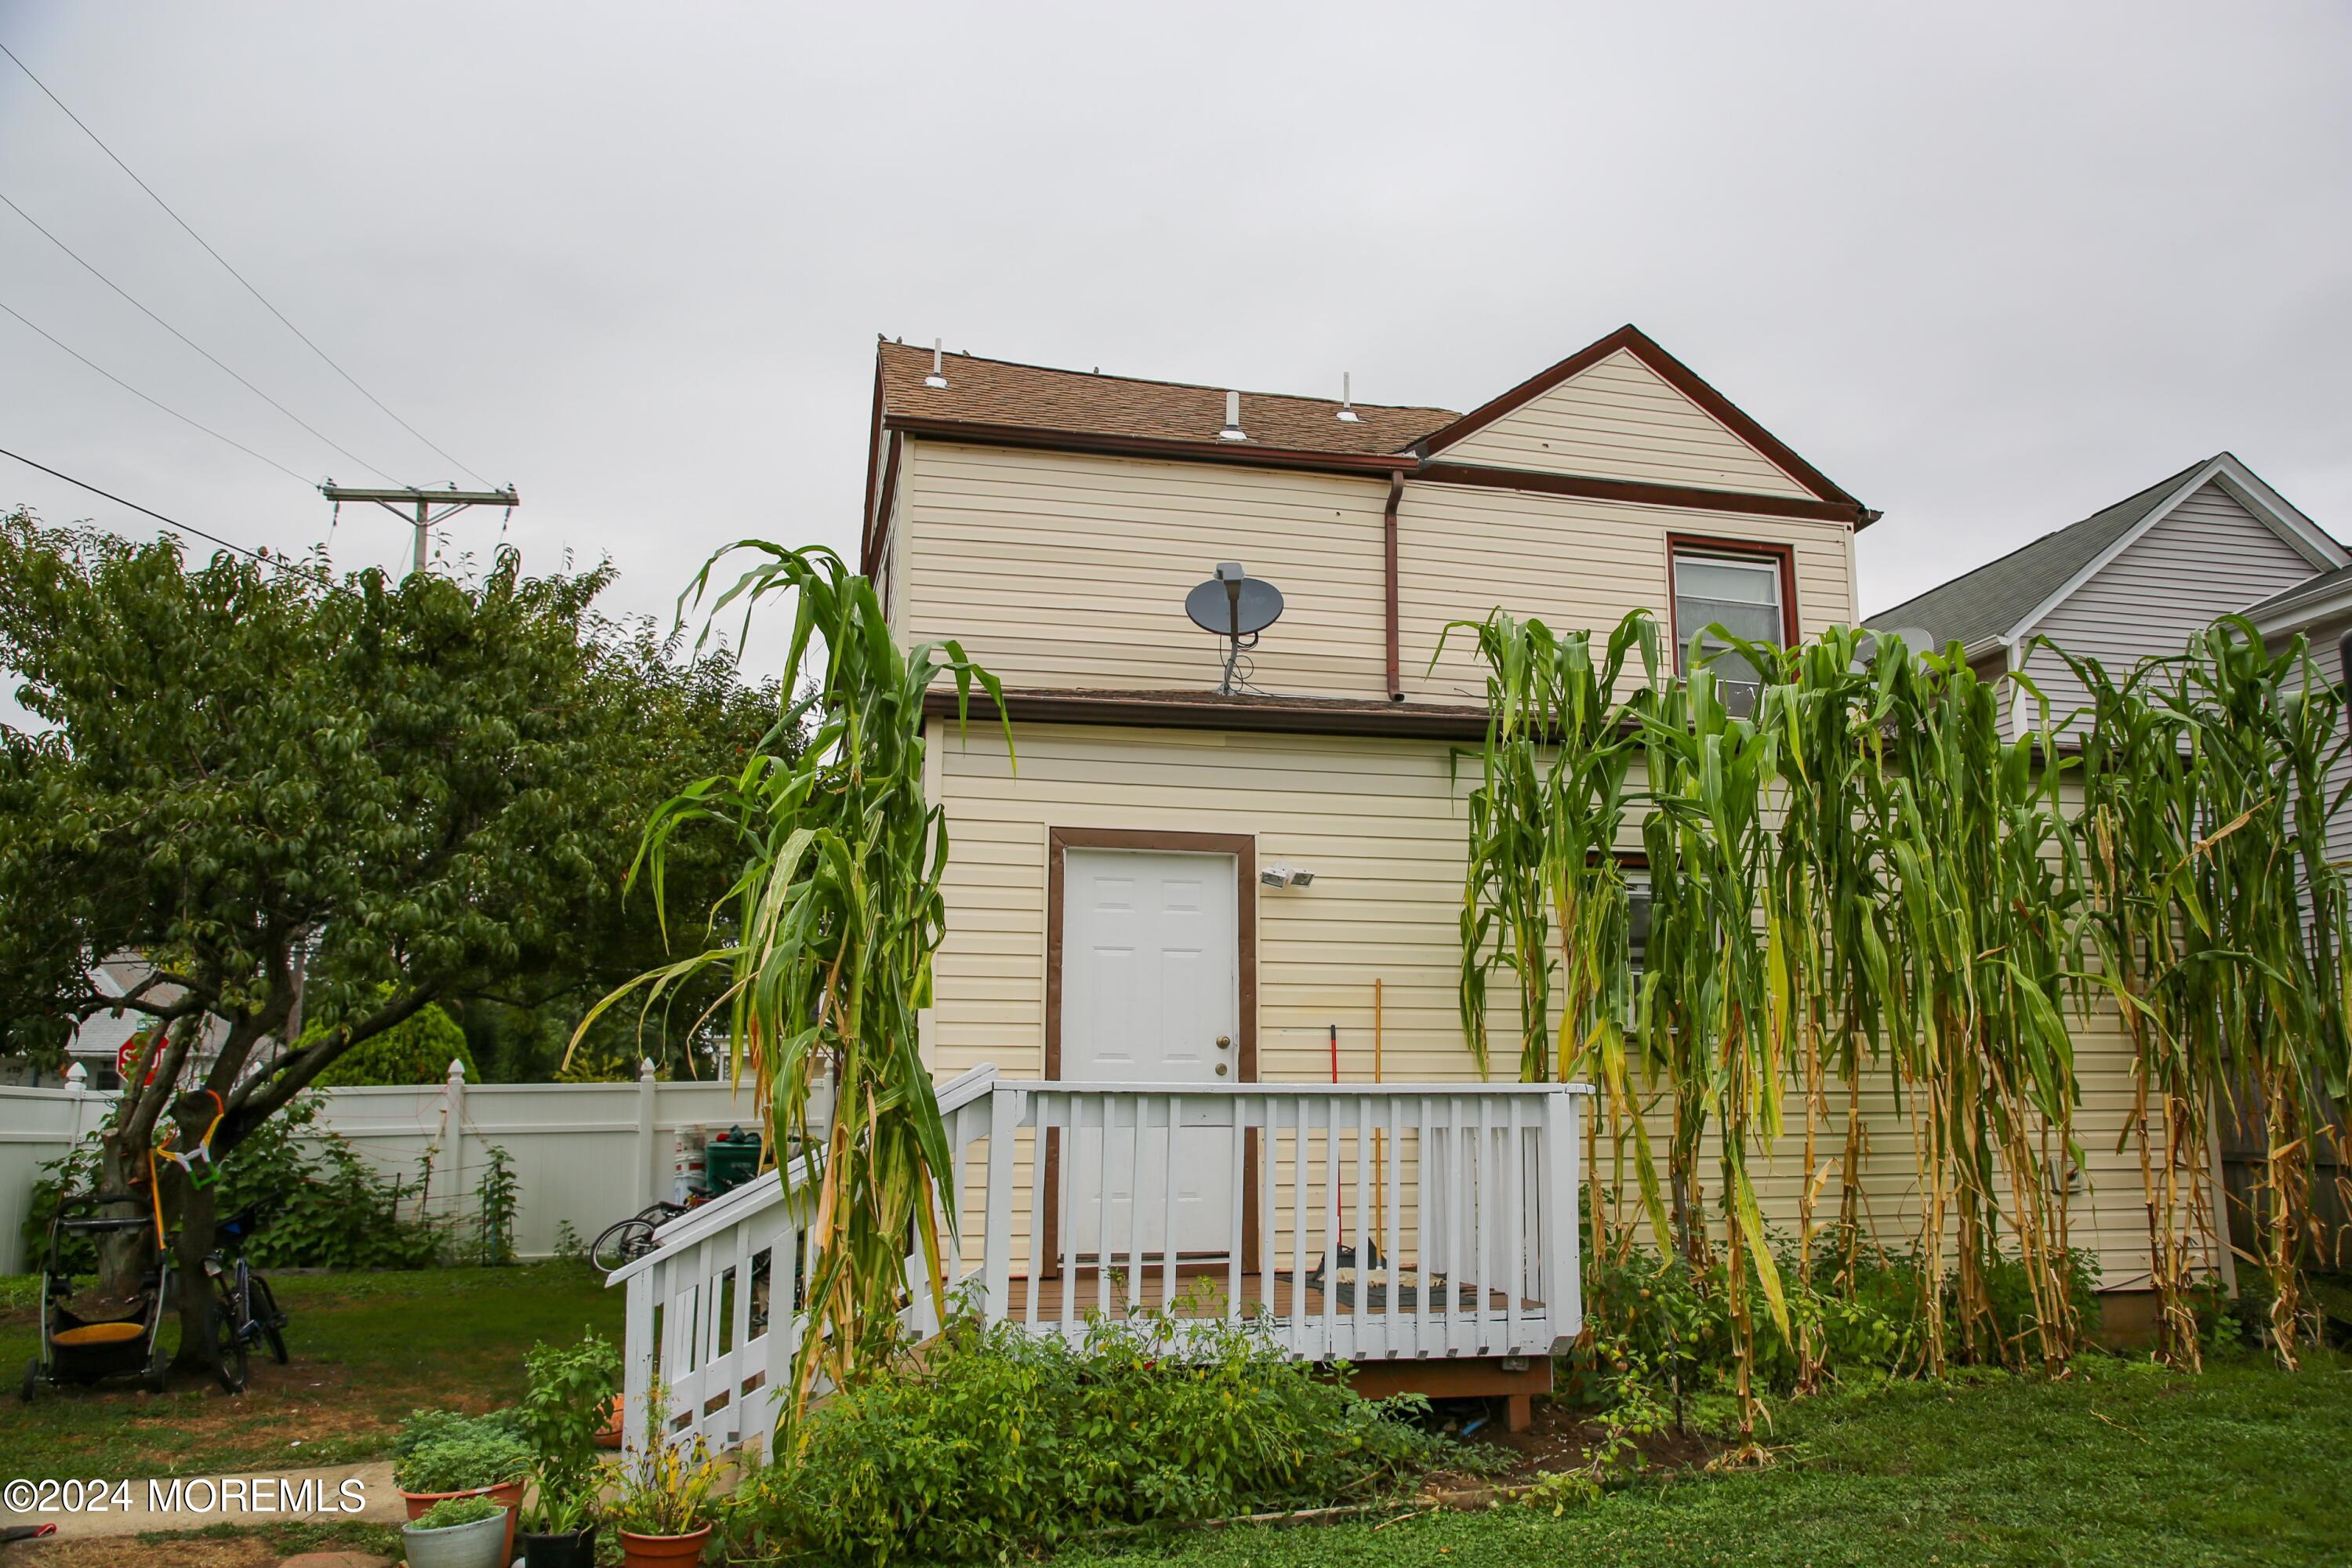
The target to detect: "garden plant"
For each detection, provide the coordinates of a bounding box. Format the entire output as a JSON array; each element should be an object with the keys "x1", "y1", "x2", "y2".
[
  {"x1": 575, "y1": 541, "x2": 1007, "y2": 1434},
  {"x1": 1450, "y1": 606, "x2": 2350, "y2": 1435}
]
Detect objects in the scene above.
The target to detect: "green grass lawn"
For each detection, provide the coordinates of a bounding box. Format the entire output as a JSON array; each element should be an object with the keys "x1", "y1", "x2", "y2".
[
  {"x1": 1059, "y1": 1355, "x2": 2352, "y2": 1568},
  {"x1": 7, "y1": 1265, "x2": 2347, "y2": 1567},
  {"x1": 0, "y1": 1261, "x2": 620, "y2": 1480}
]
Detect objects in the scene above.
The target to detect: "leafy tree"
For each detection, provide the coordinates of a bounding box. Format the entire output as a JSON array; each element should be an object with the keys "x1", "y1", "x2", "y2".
[
  {"x1": 0, "y1": 510, "x2": 770, "y2": 1369},
  {"x1": 310, "y1": 1000, "x2": 475, "y2": 1087},
  {"x1": 441, "y1": 622, "x2": 789, "y2": 1083}
]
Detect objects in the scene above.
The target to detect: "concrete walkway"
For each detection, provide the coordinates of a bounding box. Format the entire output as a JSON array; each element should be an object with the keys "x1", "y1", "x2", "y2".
[{"x1": 16, "y1": 1460, "x2": 402, "y2": 1540}]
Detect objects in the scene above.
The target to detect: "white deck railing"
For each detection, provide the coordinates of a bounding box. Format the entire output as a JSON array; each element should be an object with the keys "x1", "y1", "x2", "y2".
[{"x1": 610, "y1": 1066, "x2": 1588, "y2": 1455}]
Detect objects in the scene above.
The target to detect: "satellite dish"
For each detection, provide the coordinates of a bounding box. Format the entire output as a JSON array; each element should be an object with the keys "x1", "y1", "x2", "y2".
[
  {"x1": 1853, "y1": 626, "x2": 1939, "y2": 673},
  {"x1": 1882, "y1": 626, "x2": 1937, "y2": 654},
  {"x1": 1186, "y1": 573, "x2": 1284, "y2": 639},
  {"x1": 1185, "y1": 562, "x2": 1284, "y2": 694}
]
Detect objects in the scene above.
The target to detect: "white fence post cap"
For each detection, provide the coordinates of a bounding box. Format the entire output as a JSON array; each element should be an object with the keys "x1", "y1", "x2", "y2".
[
  {"x1": 640, "y1": 1058, "x2": 657, "y2": 1082},
  {"x1": 447, "y1": 1058, "x2": 467, "y2": 1081},
  {"x1": 64, "y1": 1062, "x2": 89, "y2": 1088}
]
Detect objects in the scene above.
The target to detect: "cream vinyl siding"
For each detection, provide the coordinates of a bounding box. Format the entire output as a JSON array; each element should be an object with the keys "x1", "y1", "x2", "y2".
[
  {"x1": 898, "y1": 441, "x2": 1389, "y2": 699},
  {"x1": 1432, "y1": 350, "x2": 1817, "y2": 499},
  {"x1": 1396, "y1": 482, "x2": 1854, "y2": 703},
  {"x1": 926, "y1": 718, "x2": 2184, "y2": 1291},
  {"x1": 2013, "y1": 481, "x2": 2325, "y2": 739}
]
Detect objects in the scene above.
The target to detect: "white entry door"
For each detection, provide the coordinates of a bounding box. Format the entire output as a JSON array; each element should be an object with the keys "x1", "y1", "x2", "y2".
[{"x1": 1061, "y1": 847, "x2": 1240, "y2": 1258}]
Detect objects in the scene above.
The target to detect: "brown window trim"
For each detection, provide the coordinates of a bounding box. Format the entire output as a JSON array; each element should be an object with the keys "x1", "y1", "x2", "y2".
[
  {"x1": 1041, "y1": 827, "x2": 1258, "y2": 1278},
  {"x1": 1664, "y1": 533, "x2": 1799, "y2": 673}
]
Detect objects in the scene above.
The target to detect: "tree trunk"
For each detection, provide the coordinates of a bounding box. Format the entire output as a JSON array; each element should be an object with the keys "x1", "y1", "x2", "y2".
[
  {"x1": 91, "y1": 1132, "x2": 156, "y2": 1313},
  {"x1": 91, "y1": 1098, "x2": 230, "y2": 1383},
  {"x1": 169, "y1": 1179, "x2": 220, "y2": 1374}
]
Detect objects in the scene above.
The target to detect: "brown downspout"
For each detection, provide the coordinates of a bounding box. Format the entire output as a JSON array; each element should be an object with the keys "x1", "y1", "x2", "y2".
[
  {"x1": 866, "y1": 431, "x2": 902, "y2": 583},
  {"x1": 1384, "y1": 470, "x2": 1405, "y2": 701}
]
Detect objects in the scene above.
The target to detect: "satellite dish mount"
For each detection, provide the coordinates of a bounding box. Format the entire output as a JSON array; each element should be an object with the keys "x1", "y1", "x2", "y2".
[{"x1": 1185, "y1": 561, "x2": 1285, "y2": 696}]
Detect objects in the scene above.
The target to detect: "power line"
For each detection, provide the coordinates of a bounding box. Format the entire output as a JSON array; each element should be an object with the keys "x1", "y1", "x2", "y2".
[
  {"x1": 0, "y1": 297, "x2": 316, "y2": 485},
  {"x1": 0, "y1": 37, "x2": 493, "y2": 488},
  {"x1": 0, "y1": 444, "x2": 342, "y2": 591},
  {"x1": 0, "y1": 188, "x2": 401, "y2": 484}
]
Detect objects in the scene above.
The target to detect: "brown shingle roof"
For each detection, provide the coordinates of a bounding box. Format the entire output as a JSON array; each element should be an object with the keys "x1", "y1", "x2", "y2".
[{"x1": 877, "y1": 340, "x2": 1457, "y2": 458}]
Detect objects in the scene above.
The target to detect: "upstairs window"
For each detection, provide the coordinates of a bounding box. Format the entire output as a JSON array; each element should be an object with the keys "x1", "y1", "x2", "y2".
[{"x1": 1670, "y1": 540, "x2": 1793, "y2": 712}]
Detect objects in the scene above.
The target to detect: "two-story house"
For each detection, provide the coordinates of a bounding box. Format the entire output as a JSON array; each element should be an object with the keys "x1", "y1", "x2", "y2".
[
  {"x1": 869, "y1": 326, "x2": 1863, "y2": 1082},
  {"x1": 861, "y1": 325, "x2": 2175, "y2": 1324}
]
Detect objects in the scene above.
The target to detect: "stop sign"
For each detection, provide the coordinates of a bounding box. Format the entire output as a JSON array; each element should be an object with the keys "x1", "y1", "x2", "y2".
[{"x1": 117, "y1": 1034, "x2": 160, "y2": 1085}]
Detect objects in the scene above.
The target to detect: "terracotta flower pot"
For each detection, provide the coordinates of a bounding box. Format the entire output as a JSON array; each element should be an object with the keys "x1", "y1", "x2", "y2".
[
  {"x1": 619, "y1": 1523, "x2": 713, "y2": 1566},
  {"x1": 401, "y1": 1478, "x2": 524, "y2": 1563},
  {"x1": 594, "y1": 1393, "x2": 624, "y2": 1450}
]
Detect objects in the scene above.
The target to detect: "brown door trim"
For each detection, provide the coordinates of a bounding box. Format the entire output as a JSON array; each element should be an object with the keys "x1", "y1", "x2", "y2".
[{"x1": 1042, "y1": 827, "x2": 1258, "y2": 1278}]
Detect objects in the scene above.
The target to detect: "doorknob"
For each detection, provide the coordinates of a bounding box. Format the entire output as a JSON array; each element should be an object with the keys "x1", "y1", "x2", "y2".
[
  {"x1": 1215, "y1": 1062, "x2": 1229, "y2": 1076},
  {"x1": 1215, "y1": 1035, "x2": 1232, "y2": 1050}
]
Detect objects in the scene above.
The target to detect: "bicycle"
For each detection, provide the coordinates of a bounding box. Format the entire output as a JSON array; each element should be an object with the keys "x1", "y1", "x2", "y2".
[
  {"x1": 201, "y1": 1205, "x2": 288, "y2": 1394},
  {"x1": 590, "y1": 1199, "x2": 694, "y2": 1275}
]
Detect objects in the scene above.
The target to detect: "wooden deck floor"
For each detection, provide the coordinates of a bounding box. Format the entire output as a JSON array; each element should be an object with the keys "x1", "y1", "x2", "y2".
[{"x1": 1000, "y1": 1270, "x2": 1535, "y2": 1319}]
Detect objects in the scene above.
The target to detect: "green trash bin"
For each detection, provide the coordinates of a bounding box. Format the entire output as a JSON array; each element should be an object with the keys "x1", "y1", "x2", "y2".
[{"x1": 704, "y1": 1127, "x2": 764, "y2": 1196}]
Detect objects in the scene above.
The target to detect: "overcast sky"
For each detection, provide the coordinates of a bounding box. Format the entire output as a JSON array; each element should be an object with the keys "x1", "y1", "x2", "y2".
[{"x1": 3, "y1": 2, "x2": 2348, "y2": 694}]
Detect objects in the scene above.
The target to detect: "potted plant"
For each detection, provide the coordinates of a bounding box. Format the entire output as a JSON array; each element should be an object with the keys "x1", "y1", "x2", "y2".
[
  {"x1": 605, "y1": 1385, "x2": 719, "y2": 1566},
  {"x1": 401, "y1": 1494, "x2": 510, "y2": 1568},
  {"x1": 394, "y1": 1409, "x2": 534, "y2": 1563},
  {"x1": 515, "y1": 1331, "x2": 621, "y2": 1567}
]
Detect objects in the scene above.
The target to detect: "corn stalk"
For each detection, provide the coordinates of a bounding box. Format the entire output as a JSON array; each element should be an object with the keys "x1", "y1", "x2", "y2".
[
  {"x1": 573, "y1": 543, "x2": 1006, "y2": 1433},
  {"x1": 1875, "y1": 645, "x2": 2085, "y2": 1374},
  {"x1": 1745, "y1": 626, "x2": 1899, "y2": 1386},
  {"x1": 1446, "y1": 609, "x2": 1666, "y2": 1269},
  {"x1": 2048, "y1": 639, "x2": 2213, "y2": 1367},
  {"x1": 2154, "y1": 619, "x2": 2350, "y2": 1367},
  {"x1": 1632, "y1": 655, "x2": 1791, "y2": 1438}
]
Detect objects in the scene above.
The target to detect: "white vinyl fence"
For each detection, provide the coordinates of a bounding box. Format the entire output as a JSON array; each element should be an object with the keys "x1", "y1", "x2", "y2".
[{"x1": 0, "y1": 1061, "x2": 769, "y2": 1273}]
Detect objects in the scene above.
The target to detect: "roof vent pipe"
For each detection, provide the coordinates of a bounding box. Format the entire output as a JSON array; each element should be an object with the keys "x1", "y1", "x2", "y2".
[
  {"x1": 924, "y1": 339, "x2": 949, "y2": 390},
  {"x1": 1218, "y1": 390, "x2": 1247, "y2": 441},
  {"x1": 1337, "y1": 372, "x2": 1360, "y2": 423}
]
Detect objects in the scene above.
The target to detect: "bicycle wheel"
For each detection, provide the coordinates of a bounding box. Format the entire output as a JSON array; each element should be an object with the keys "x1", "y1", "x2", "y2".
[
  {"x1": 211, "y1": 1269, "x2": 249, "y2": 1394},
  {"x1": 249, "y1": 1274, "x2": 289, "y2": 1365},
  {"x1": 591, "y1": 1216, "x2": 661, "y2": 1274}
]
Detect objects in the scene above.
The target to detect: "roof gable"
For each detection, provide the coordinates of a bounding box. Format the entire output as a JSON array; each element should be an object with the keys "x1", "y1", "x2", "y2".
[
  {"x1": 1410, "y1": 326, "x2": 1862, "y2": 512},
  {"x1": 1867, "y1": 453, "x2": 2347, "y2": 650}
]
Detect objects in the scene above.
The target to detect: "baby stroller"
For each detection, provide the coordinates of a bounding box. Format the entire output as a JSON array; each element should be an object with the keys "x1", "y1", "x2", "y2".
[{"x1": 19, "y1": 1191, "x2": 174, "y2": 1401}]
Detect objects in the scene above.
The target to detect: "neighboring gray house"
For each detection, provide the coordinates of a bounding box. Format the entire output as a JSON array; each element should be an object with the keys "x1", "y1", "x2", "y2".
[
  {"x1": 2247, "y1": 564, "x2": 2352, "y2": 873},
  {"x1": 1867, "y1": 453, "x2": 2346, "y2": 735}
]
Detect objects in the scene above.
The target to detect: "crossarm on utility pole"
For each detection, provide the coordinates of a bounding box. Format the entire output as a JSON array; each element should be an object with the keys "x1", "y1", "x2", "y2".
[{"x1": 320, "y1": 485, "x2": 520, "y2": 577}]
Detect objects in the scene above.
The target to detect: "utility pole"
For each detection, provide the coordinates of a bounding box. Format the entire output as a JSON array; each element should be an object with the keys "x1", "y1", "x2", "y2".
[{"x1": 319, "y1": 483, "x2": 520, "y2": 575}]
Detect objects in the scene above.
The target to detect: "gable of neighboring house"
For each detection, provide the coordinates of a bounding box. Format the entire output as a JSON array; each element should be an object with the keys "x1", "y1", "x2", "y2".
[
  {"x1": 2248, "y1": 564, "x2": 2352, "y2": 880},
  {"x1": 2022, "y1": 478, "x2": 2329, "y2": 722},
  {"x1": 1868, "y1": 454, "x2": 2345, "y2": 734}
]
